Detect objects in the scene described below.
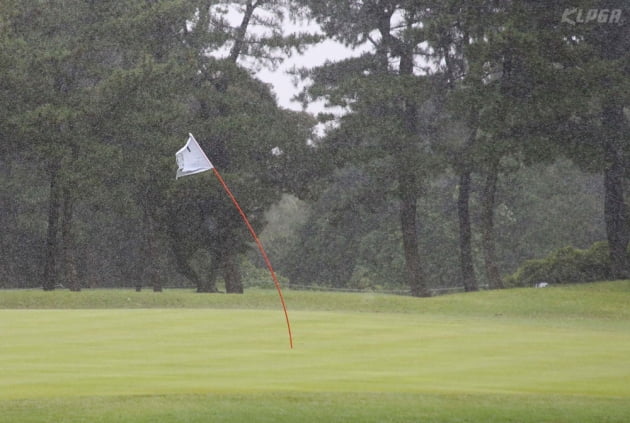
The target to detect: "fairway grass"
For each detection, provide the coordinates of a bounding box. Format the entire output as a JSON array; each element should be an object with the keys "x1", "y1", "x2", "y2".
[
  {"x1": 3, "y1": 392, "x2": 630, "y2": 423},
  {"x1": 1, "y1": 282, "x2": 629, "y2": 422}
]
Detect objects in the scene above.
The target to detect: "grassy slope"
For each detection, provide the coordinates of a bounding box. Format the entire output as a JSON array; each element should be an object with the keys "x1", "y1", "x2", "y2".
[
  {"x1": 1, "y1": 282, "x2": 629, "y2": 422},
  {"x1": 2, "y1": 281, "x2": 629, "y2": 318}
]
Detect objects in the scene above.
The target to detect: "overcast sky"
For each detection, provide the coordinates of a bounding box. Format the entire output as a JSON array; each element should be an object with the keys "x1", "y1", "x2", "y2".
[
  {"x1": 214, "y1": 3, "x2": 367, "y2": 115},
  {"x1": 255, "y1": 38, "x2": 362, "y2": 113}
]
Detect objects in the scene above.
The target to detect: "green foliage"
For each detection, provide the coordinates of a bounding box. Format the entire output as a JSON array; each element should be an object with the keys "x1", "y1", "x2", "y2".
[
  {"x1": 1, "y1": 0, "x2": 627, "y2": 294},
  {"x1": 238, "y1": 257, "x2": 290, "y2": 290},
  {"x1": 0, "y1": 0, "x2": 316, "y2": 291},
  {"x1": 281, "y1": 159, "x2": 605, "y2": 291},
  {"x1": 283, "y1": 165, "x2": 402, "y2": 288},
  {"x1": 495, "y1": 159, "x2": 606, "y2": 274},
  {"x1": 506, "y1": 242, "x2": 614, "y2": 287}
]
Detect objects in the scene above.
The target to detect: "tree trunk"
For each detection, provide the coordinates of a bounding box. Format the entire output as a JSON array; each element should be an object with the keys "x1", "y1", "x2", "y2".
[
  {"x1": 603, "y1": 150, "x2": 629, "y2": 279},
  {"x1": 397, "y1": 38, "x2": 430, "y2": 297},
  {"x1": 222, "y1": 254, "x2": 243, "y2": 294},
  {"x1": 61, "y1": 184, "x2": 80, "y2": 291},
  {"x1": 480, "y1": 161, "x2": 504, "y2": 289},
  {"x1": 399, "y1": 177, "x2": 430, "y2": 297},
  {"x1": 372, "y1": 11, "x2": 431, "y2": 297},
  {"x1": 457, "y1": 169, "x2": 478, "y2": 291},
  {"x1": 152, "y1": 277, "x2": 163, "y2": 292},
  {"x1": 43, "y1": 164, "x2": 61, "y2": 291},
  {"x1": 143, "y1": 212, "x2": 163, "y2": 292},
  {"x1": 199, "y1": 255, "x2": 220, "y2": 293},
  {"x1": 602, "y1": 101, "x2": 629, "y2": 279},
  {"x1": 228, "y1": 0, "x2": 257, "y2": 63}
]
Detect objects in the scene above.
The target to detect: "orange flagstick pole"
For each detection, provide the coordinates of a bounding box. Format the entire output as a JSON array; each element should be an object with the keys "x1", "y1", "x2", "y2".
[
  {"x1": 211, "y1": 167, "x2": 294, "y2": 349},
  {"x1": 176, "y1": 133, "x2": 293, "y2": 348}
]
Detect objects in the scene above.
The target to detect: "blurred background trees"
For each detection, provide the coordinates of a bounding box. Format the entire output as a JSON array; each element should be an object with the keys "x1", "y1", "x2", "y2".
[{"x1": 0, "y1": 0, "x2": 627, "y2": 293}]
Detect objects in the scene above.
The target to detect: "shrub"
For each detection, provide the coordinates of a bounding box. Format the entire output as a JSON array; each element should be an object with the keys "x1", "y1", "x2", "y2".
[
  {"x1": 240, "y1": 258, "x2": 289, "y2": 290},
  {"x1": 505, "y1": 241, "x2": 614, "y2": 287}
]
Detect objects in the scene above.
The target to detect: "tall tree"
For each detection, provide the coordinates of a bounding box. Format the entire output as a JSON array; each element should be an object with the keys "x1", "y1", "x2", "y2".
[
  {"x1": 588, "y1": 3, "x2": 630, "y2": 278},
  {"x1": 301, "y1": 0, "x2": 454, "y2": 296},
  {"x1": 2, "y1": 0, "x2": 315, "y2": 292},
  {"x1": 486, "y1": 0, "x2": 630, "y2": 279},
  {"x1": 9, "y1": 0, "x2": 109, "y2": 290},
  {"x1": 424, "y1": 0, "x2": 499, "y2": 291},
  {"x1": 183, "y1": 0, "x2": 317, "y2": 292},
  {"x1": 173, "y1": 0, "x2": 316, "y2": 292}
]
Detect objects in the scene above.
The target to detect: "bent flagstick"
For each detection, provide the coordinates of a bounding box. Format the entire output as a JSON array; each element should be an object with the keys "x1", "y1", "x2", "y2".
[{"x1": 176, "y1": 134, "x2": 294, "y2": 349}]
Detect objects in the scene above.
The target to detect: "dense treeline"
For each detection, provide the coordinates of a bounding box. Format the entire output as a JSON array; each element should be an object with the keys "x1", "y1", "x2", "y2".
[
  {"x1": 0, "y1": 1, "x2": 628, "y2": 294},
  {"x1": 0, "y1": 0, "x2": 316, "y2": 292}
]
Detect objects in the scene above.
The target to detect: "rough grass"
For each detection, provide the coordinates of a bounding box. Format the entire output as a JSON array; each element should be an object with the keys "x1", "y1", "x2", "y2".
[
  {"x1": 3, "y1": 281, "x2": 630, "y2": 319},
  {"x1": 1, "y1": 282, "x2": 629, "y2": 422}
]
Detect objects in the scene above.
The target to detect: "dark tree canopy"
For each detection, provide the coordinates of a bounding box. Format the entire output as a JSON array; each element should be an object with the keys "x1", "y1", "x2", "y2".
[{"x1": 0, "y1": 0, "x2": 626, "y2": 293}]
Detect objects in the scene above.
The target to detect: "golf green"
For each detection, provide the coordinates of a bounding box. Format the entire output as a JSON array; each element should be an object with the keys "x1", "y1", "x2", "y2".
[{"x1": 1, "y1": 284, "x2": 629, "y2": 422}]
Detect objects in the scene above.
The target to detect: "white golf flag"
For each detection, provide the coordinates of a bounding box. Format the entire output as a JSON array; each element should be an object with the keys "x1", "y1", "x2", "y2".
[{"x1": 176, "y1": 133, "x2": 213, "y2": 179}]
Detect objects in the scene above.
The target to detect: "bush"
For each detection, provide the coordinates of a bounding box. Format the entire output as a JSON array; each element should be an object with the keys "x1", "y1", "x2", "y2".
[
  {"x1": 240, "y1": 258, "x2": 290, "y2": 290},
  {"x1": 506, "y1": 241, "x2": 614, "y2": 287}
]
